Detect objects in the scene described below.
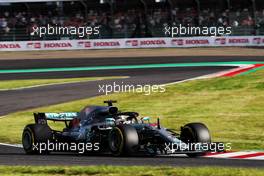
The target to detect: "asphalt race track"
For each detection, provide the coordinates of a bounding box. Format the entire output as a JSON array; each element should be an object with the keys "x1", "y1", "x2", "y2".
[
  {"x1": 0, "y1": 66, "x2": 232, "y2": 116},
  {"x1": 0, "y1": 56, "x2": 263, "y2": 167},
  {"x1": 0, "y1": 144, "x2": 263, "y2": 167}
]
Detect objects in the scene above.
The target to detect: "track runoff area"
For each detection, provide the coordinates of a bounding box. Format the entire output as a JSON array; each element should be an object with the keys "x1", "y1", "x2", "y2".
[{"x1": 0, "y1": 56, "x2": 263, "y2": 166}]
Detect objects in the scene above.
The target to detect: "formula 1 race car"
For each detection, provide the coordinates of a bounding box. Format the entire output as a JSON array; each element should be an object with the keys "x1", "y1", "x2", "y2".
[{"x1": 22, "y1": 100, "x2": 211, "y2": 157}]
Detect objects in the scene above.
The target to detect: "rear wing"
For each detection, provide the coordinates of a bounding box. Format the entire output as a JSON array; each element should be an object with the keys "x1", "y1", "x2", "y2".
[{"x1": 34, "y1": 112, "x2": 79, "y2": 124}]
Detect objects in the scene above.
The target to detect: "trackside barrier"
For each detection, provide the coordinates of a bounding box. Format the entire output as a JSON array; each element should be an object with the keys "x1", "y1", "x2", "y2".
[{"x1": 0, "y1": 36, "x2": 264, "y2": 51}]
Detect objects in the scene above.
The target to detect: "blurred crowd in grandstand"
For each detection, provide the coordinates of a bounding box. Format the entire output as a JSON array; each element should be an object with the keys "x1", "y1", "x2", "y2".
[{"x1": 0, "y1": 1, "x2": 264, "y2": 40}]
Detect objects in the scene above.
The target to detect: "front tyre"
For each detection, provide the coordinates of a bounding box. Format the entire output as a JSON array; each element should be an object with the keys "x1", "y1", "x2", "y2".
[
  {"x1": 108, "y1": 124, "x2": 139, "y2": 156},
  {"x1": 180, "y1": 122, "x2": 211, "y2": 157}
]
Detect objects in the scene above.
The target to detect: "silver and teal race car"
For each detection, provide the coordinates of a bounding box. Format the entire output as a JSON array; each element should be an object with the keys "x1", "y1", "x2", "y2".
[{"x1": 22, "y1": 100, "x2": 212, "y2": 157}]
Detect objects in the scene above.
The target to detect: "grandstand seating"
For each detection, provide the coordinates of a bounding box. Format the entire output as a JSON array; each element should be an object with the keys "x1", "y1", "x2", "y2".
[{"x1": 0, "y1": 0, "x2": 263, "y2": 41}]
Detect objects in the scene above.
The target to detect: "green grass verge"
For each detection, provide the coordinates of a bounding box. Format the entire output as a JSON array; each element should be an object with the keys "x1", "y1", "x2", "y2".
[
  {"x1": 0, "y1": 166, "x2": 263, "y2": 176},
  {"x1": 0, "y1": 76, "x2": 127, "y2": 90},
  {"x1": 0, "y1": 70, "x2": 263, "y2": 150}
]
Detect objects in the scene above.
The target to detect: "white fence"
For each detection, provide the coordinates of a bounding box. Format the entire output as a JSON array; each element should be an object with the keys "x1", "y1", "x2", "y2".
[{"x1": 0, "y1": 36, "x2": 264, "y2": 51}]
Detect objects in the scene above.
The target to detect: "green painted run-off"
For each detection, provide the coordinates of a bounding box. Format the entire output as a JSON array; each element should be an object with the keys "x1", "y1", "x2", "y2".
[{"x1": 0, "y1": 61, "x2": 264, "y2": 74}]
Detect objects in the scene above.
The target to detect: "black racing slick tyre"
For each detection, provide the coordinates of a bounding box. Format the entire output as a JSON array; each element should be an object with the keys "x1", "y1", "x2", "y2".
[
  {"x1": 180, "y1": 123, "x2": 211, "y2": 158},
  {"x1": 108, "y1": 124, "x2": 139, "y2": 156},
  {"x1": 22, "y1": 124, "x2": 53, "y2": 154}
]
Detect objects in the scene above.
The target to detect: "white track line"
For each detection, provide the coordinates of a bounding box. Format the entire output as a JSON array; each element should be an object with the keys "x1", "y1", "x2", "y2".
[
  {"x1": 0, "y1": 76, "x2": 129, "y2": 91},
  {"x1": 246, "y1": 155, "x2": 264, "y2": 160},
  {"x1": 162, "y1": 64, "x2": 252, "y2": 86},
  {"x1": 0, "y1": 142, "x2": 22, "y2": 148},
  {"x1": 198, "y1": 64, "x2": 254, "y2": 78}
]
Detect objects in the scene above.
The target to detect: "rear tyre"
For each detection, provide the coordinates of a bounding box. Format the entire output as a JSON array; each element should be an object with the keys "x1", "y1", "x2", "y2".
[
  {"x1": 22, "y1": 124, "x2": 53, "y2": 154},
  {"x1": 108, "y1": 124, "x2": 139, "y2": 156},
  {"x1": 180, "y1": 122, "x2": 211, "y2": 157}
]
